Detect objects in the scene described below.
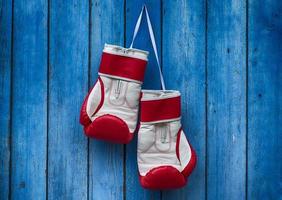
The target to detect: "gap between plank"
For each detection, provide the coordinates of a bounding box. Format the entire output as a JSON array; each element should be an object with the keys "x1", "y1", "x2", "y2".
[
  {"x1": 245, "y1": 0, "x2": 249, "y2": 199},
  {"x1": 9, "y1": 0, "x2": 15, "y2": 199},
  {"x1": 205, "y1": 0, "x2": 208, "y2": 200},
  {"x1": 46, "y1": 0, "x2": 50, "y2": 199}
]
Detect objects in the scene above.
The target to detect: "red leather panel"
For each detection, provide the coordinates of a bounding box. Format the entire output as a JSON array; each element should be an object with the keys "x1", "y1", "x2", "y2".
[
  {"x1": 140, "y1": 96, "x2": 181, "y2": 122},
  {"x1": 79, "y1": 78, "x2": 104, "y2": 126},
  {"x1": 176, "y1": 128, "x2": 182, "y2": 161},
  {"x1": 79, "y1": 86, "x2": 94, "y2": 126},
  {"x1": 181, "y1": 144, "x2": 197, "y2": 177},
  {"x1": 139, "y1": 166, "x2": 187, "y2": 190},
  {"x1": 79, "y1": 95, "x2": 91, "y2": 126},
  {"x1": 99, "y1": 52, "x2": 147, "y2": 82},
  {"x1": 175, "y1": 128, "x2": 197, "y2": 177},
  {"x1": 84, "y1": 114, "x2": 133, "y2": 144}
]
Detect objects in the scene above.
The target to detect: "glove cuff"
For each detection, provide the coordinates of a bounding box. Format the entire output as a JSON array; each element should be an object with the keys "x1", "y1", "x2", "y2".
[
  {"x1": 140, "y1": 90, "x2": 181, "y2": 124},
  {"x1": 98, "y1": 44, "x2": 148, "y2": 83}
]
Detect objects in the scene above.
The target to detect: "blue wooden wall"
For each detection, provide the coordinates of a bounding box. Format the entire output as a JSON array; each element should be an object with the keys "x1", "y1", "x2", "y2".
[{"x1": 0, "y1": 0, "x2": 281, "y2": 199}]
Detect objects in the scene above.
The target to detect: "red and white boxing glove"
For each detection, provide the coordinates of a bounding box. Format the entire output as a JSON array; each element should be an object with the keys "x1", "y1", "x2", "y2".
[
  {"x1": 137, "y1": 90, "x2": 197, "y2": 189},
  {"x1": 80, "y1": 44, "x2": 148, "y2": 143}
]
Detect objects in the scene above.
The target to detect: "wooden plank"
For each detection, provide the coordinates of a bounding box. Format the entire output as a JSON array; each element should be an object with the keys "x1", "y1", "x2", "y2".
[
  {"x1": 48, "y1": 0, "x2": 89, "y2": 199},
  {"x1": 162, "y1": 0, "x2": 206, "y2": 199},
  {"x1": 125, "y1": 1, "x2": 161, "y2": 200},
  {"x1": 207, "y1": 0, "x2": 246, "y2": 199},
  {"x1": 0, "y1": 0, "x2": 12, "y2": 199},
  {"x1": 248, "y1": 0, "x2": 282, "y2": 199},
  {"x1": 88, "y1": 1, "x2": 125, "y2": 199},
  {"x1": 11, "y1": 0, "x2": 48, "y2": 199}
]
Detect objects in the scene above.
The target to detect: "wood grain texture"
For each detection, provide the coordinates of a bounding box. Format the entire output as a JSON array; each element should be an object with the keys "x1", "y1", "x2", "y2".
[
  {"x1": 162, "y1": 0, "x2": 206, "y2": 199},
  {"x1": 48, "y1": 0, "x2": 88, "y2": 199},
  {"x1": 0, "y1": 0, "x2": 12, "y2": 199},
  {"x1": 207, "y1": 0, "x2": 246, "y2": 199},
  {"x1": 89, "y1": 0, "x2": 125, "y2": 199},
  {"x1": 11, "y1": 0, "x2": 47, "y2": 199},
  {"x1": 1, "y1": 1, "x2": 282, "y2": 199},
  {"x1": 125, "y1": 1, "x2": 161, "y2": 200},
  {"x1": 248, "y1": 0, "x2": 282, "y2": 199}
]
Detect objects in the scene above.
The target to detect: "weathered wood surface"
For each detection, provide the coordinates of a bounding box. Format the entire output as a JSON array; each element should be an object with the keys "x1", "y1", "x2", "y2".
[
  {"x1": 248, "y1": 0, "x2": 282, "y2": 199},
  {"x1": 0, "y1": 0, "x2": 280, "y2": 199},
  {"x1": 0, "y1": 0, "x2": 12, "y2": 199},
  {"x1": 206, "y1": 0, "x2": 247, "y2": 199},
  {"x1": 48, "y1": 0, "x2": 89, "y2": 199},
  {"x1": 9, "y1": 0, "x2": 48, "y2": 199}
]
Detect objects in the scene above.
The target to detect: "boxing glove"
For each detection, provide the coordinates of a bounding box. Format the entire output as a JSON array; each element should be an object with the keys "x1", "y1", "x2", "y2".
[
  {"x1": 137, "y1": 90, "x2": 197, "y2": 189},
  {"x1": 80, "y1": 44, "x2": 148, "y2": 143}
]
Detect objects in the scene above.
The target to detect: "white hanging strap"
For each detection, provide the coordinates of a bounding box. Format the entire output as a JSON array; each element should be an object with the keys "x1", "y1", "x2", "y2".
[
  {"x1": 130, "y1": 5, "x2": 166, "y2": 90},
  {"x1": 144, "y1": 6, "x2": 166, "y2": 90},
  {"x1": 129, "y1": 6, "x2": 144, "y2": 49}
]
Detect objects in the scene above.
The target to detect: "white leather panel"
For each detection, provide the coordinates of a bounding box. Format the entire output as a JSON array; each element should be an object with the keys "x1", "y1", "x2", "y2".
[
  {"x1": 109, "y1": 80, "x2": 127, "y2": 106},
  {"x1": 179, "y1": 131, "x2": 192, "y2": 171},
  {"x1": 138, "y1": 120, "x2": 183, "y2": 176},
  {"x1": 125, "y1": 82, "x2": 141, "y2": 109},
  {"x1": 104, "y1": 43, "x2": 149, "y2": 61},
  {"x1": 91, "y1": 75, "x2": 141, "y2": 133},
  {"x1": 141, "y1": 90, "x2": 180, "y2": 101}
]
